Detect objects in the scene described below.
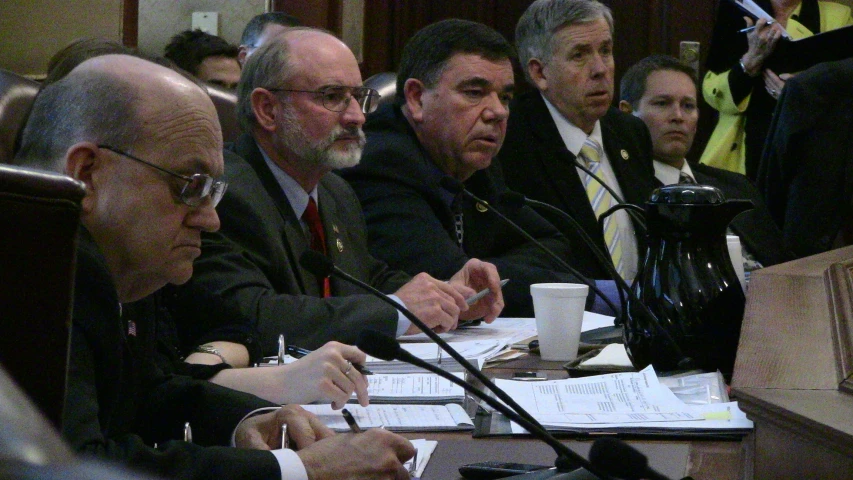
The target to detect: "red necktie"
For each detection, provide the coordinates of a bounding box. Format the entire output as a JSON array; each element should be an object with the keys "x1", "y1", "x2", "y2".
[{"x1": 302, "y1": 197, "x2": 331, "y2": 297}]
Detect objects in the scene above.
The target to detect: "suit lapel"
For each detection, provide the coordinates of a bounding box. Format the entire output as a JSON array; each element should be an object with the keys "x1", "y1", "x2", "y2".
[
  {"x1": 233, "y1": 135, "x2": 314, "y2": 294},
  {"x1": 524, "y1": 94, "x2": 602, "y2": 236}
]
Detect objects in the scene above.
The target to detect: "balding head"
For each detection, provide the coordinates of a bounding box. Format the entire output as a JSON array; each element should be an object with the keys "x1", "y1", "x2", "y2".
[{"x1": 17, "y1": 54, "x2": 224, "y2": 302}]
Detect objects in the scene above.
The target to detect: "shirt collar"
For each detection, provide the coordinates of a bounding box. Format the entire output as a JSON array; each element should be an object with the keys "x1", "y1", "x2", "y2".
[
  {"x1": 653, "y1": 159, "x2": 695, "y2": 185},
  {"x1": 541, "y1": 92, "x2": 603, "y2": 156},
  {"x1": 259, "y1": 141, "x2": 319, "y2": 218}
]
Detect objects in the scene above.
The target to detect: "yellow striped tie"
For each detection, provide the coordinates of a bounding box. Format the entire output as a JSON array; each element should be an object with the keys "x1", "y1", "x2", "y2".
[{"x1": 579, "y1": 138, "x2": 625, "y2": 277}]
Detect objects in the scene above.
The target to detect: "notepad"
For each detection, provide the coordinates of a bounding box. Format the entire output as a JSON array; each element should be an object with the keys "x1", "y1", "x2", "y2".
[{"x1": 301, "y1": 403, "x2": 474, "y2": 432}]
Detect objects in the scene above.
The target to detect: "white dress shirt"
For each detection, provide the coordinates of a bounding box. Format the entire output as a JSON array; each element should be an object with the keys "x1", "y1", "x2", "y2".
[
  {"x1": 652, "y1": 159, "x2": 696, "y2": 186},
  {"x1": 542, "y1": 95, "x2": 639, "y2": 281}
]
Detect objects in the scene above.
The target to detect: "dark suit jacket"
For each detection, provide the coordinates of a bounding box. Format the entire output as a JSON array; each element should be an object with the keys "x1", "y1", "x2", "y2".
[
  {"x1": 340, "y1": 104, "x2": 580, "y2": 317},
  {"x1": 169, "y1": 134, "x2": 411, "y2": 357},
  {"x1": 758, "y1": 58, "x2": 853, "y2": 259},
  {"x1": 660, "y1": 163, "x2": 792, "y2": 267},
  {"x1": 499, "y1": 91, "x2": 657, "y2": 279},
  {"x1": 64, "y1": 230, "x2": 281, "y2": 480}
]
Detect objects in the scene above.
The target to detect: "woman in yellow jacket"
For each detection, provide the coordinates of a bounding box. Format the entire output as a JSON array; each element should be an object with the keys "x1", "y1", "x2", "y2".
[{"x1": 700, "y1": 0, "x2": 852, "y2": 180}]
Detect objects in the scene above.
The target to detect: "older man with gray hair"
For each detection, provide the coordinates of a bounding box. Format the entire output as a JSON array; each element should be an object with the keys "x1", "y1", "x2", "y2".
[{"x1": 499, "y1": 0, "x2": 656, "y2": 284}]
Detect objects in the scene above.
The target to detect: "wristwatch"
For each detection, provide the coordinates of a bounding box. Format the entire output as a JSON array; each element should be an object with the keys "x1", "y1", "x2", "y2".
[{"x1": 194, "y1": 344, "x2": 228, "y2": 365}]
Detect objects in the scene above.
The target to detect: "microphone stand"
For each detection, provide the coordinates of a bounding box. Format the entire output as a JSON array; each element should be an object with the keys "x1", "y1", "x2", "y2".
[
  {"x1": 511, "y1": 195, "x2": 693, "y2": 369},
  {"x1": 445, "y1": 183, "x2": 621, "y2": 317},
  {"x1": 357, "y1": 330, "x2": 612, "y2": 480}
]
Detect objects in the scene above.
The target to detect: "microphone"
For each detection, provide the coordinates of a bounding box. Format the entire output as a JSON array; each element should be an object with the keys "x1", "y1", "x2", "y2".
[
  {"x1": 298, "y1": 251, "x2": 546, "y2": 435},
  {"x1": 500, "y1": 192, "x2": 694, "y2": 370},
  {"x1": 589, "y1": 438, "x2": 671, "y2": 480},
  {"x1": 439, "y1": 176, "x2": 620, "y2": 316},
  {"x1": 357, "y1": 329, "x2": 610, "y2": 479}
]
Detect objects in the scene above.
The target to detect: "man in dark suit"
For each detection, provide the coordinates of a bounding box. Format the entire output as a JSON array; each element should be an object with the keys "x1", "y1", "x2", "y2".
[
  {"x1": 340, "y1": 19, "x2": 619, "y2": 317},
  {"x1": 170, "y1": 27, "x2": 503, "y2": 360},
  {"x1": 15, "y1": 53, "x2": 415, "y2": 480},
  {"x1": 618, "y1": 54, "x2": 791, "y2": 268},
  {"x1": 500, "y1": 0, "x2": 657, "y2": 282}
]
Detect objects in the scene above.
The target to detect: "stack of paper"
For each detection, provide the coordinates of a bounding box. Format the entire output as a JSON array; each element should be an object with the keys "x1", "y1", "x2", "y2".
[
  {"x1": 494, "y1": 366, "x2": 753, "y2": 435},
  {"x1": 361, "y1": 372, "x2": 466, "y2": 404},
  {"x1": 365, "y1": 339, "x2": 509, "y2": 374},
  {"x1": 301, "y1": 403, "x2": 474, "y2": 432}
]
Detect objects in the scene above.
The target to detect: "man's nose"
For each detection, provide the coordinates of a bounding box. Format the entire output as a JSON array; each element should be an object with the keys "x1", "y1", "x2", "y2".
[{"x1": 186, "y1": 202, "x2": 221, "y2": 233}]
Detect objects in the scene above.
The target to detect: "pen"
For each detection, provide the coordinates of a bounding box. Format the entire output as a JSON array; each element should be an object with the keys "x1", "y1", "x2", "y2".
[
  {"x1": 281, "y1": 424, "x2": 289, "y2": 449},
  {"x1": 286, "y1": 344, "x2": 374, "y2": 375},
  {"x1": 341, "y1": 408, "x2": 363, "y2": 433},
  {"x1": 277, "y1": 334, "x2": 286, "y2": 365},
  {"x1": 738, "y1": 20, "x2": 773, "y2": 33},
  {"x1": 465, "y1": 278, "x2": 510, "y2": 306}
]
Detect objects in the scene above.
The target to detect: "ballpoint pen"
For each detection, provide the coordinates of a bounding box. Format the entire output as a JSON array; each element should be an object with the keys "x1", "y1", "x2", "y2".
[
  {"x1": 738, "y1": 20, "x2": 773, "y2": 33},
  {"x1": 277, "y1": 334, "x2": 286, "y2": 365},
  {"x1": 465, "y1": 278, "x2": 510, "y2": 306},
  {"x1": 281, "y1": 424, "x2": 289, "y2": 449},
  {"x1": 285, "y1": 343, "x2": 374, "y2": 375},
  {"x1": 341, "y1": 408, "x2": 363, "y2": 433}
]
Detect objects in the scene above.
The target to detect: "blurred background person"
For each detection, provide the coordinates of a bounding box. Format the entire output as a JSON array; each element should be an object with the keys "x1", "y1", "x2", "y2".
[
  {"x1": 699, "y1": 0, "x2": 852, "y2": 180},
  {"x1": 165, "y1": 29, "x2": 241, "y2": 89}
]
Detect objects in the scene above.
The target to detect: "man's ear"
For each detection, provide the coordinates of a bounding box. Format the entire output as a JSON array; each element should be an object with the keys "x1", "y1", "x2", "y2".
[
  {"x1": 251, "y1": 88, "x2": 280, "y2": 132},
  {"x1": 403, "y1": 78, "x2": 426, "y2": 122},
  {"x1": 618, "y1": 100, "x2": 633, "y2": 114},
  {"x1": 237, "y1": 46, "x2": 249, "y2": 66},
  {"x1": 64, "y1": 142, "x2": 101, "y2": 215},
  {"x1": 527, "y1": 58, "x2": 548, "y2": 91}
]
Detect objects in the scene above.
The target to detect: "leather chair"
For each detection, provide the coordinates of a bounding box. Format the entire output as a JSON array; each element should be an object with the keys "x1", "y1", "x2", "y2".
[
  {"x1": 0, "y1": 69, "x2": 39, "y2": 164},
  {"x1": 0, "y1": 164, "x2": 85, "y2": 428},
  {"x1": 363, "y1": 72, "x2": 397, "y2": 110},
  {"x1": 206, "y1": 84, "x2": 241, "y2": 144}
]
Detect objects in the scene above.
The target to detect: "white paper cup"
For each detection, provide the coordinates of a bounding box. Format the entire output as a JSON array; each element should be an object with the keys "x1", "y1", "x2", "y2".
[
  {"x1": 530, "y1": 283, "x2": 589, "y2": 361},
  {"x1": 726, "y1": 235, "x2": 746, "y2": 292}
]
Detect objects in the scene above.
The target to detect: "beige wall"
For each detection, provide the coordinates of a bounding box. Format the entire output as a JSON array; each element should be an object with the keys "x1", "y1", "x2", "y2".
[
  {"x1": 137, "y1": 0, "x2": 266, "y2": 57},
  {"x1": 0, "y1": 0, "x2": 123, "y2": 77}
]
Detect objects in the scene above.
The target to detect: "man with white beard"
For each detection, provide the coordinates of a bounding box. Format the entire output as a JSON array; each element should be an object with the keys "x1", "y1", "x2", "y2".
[{"x1": 170, "y1": 27, "x2": 503, "y2": 364}]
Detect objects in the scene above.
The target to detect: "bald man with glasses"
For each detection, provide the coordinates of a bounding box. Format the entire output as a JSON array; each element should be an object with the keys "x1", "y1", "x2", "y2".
[
  {"x1": 170, "y1": 27, "x2": 504, "y2": 364},
  {"x1": 15, "y1": 53, "x2": 417, "y2": 480}
]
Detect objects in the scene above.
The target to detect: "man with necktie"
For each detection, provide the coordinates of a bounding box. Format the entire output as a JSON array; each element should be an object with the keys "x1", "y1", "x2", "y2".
[
  {"x1": 499, "y1": 0, "x2": 657, "y2": 283},
  {"x1": 618, "y1": 54, "x2": 791, "y2": 268},
  {"x1": 169, "y1": 27, "x2": 504, "y2": 362}
]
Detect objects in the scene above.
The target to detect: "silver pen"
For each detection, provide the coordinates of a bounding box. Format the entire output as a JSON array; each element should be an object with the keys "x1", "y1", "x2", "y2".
[
  {"x1": 281, "y1": 424, "x2": 289, "y2": 449},
  {"x1": 465, "y1": 279, "x2": 510, "y2": 305},
  {"x1": 738, "y1": 20, "x2": 773, "y2": 33},
  {"x1": 277, "y1": 334, "x2": 286, "y2": 365}
]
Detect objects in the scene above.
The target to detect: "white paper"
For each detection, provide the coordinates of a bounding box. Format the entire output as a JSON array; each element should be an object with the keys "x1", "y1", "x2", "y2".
[
  {"x1": 400, "y1": 317, "x2": 538, "y2": 344},
  {"x1": 731, "y1": 0, "x2": 791, "y2": 37},
  {"x1": 363, "y1": 373, "x2": 465, "y2": 400},
  {"x1": 301, "y1": 403, "x2": 473, "y2": 431},
  {"x1": 405, "y1": 439, "x2": 438, "y2": 478},
  {"x1": 494, "y1": 367, "x2": 753, "y2": 433}
]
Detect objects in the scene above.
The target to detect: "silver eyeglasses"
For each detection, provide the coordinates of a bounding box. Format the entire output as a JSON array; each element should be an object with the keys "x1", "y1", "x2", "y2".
[
  {"x1": 98, "y1": 145, "x2": 228, "y2": 208},
  {"x1": 268, "y1": 85, "x2": 381, "y2": 114}
]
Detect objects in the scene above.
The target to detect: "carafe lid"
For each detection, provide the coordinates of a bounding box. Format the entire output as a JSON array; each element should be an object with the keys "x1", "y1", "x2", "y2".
[{"x1": 648, "y1": 185, "x2": 725, "y2": 205}]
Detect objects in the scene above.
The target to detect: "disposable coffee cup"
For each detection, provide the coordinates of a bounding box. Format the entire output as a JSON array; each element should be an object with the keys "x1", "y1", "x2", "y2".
[
  {"x1": 530, "y1": 283, "x2": 589, "y2": 361},
  {"x1": 726, "y1": 235, "x2": 746, "y2": 292}
]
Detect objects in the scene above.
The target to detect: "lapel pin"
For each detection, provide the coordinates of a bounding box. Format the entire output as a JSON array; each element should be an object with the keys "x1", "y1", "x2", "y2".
[
  {"x1": 621, "y1": 149, "x2": 629, "y2": 160},
  {"x1": 336, "y1": 238, "x2": 344, "y2": 252},
  {"x1": 476, "y1": 202, "x2": 489, "y2": 213},
  {"x1": 332, "y1": 224, "x2": 339, "y2": 234}
]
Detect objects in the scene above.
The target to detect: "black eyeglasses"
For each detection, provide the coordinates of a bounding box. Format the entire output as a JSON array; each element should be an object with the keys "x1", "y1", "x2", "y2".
[
  {"x1": 267, "y1": 85, "x2": 381, "y2": 114},
  {"x1": 97, "y1": 145, "x2": 228, "y2": 208}
]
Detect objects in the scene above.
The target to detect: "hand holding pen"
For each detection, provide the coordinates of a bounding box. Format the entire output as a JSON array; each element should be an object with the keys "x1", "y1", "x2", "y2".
[{"x1": 277, "y1": 338, "x2": 372, "y2": 408}]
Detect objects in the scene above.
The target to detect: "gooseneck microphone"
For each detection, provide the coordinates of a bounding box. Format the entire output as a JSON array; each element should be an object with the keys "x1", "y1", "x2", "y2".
[
  {"x1": 589, "y1": 438, "x2": 672, "y2": 480},
  {"x1": 357, "y1": 329, "x2": 611, "y2": 479},
  {"x1": 438, "y1": 176, "x2": 620, "y2": 316},
  {"x1": 299, "y1": 252, "x2": 546, "y2": 435},
  {"x1": 498, "y1": 191, "x2": 694, "y2": 370}
]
